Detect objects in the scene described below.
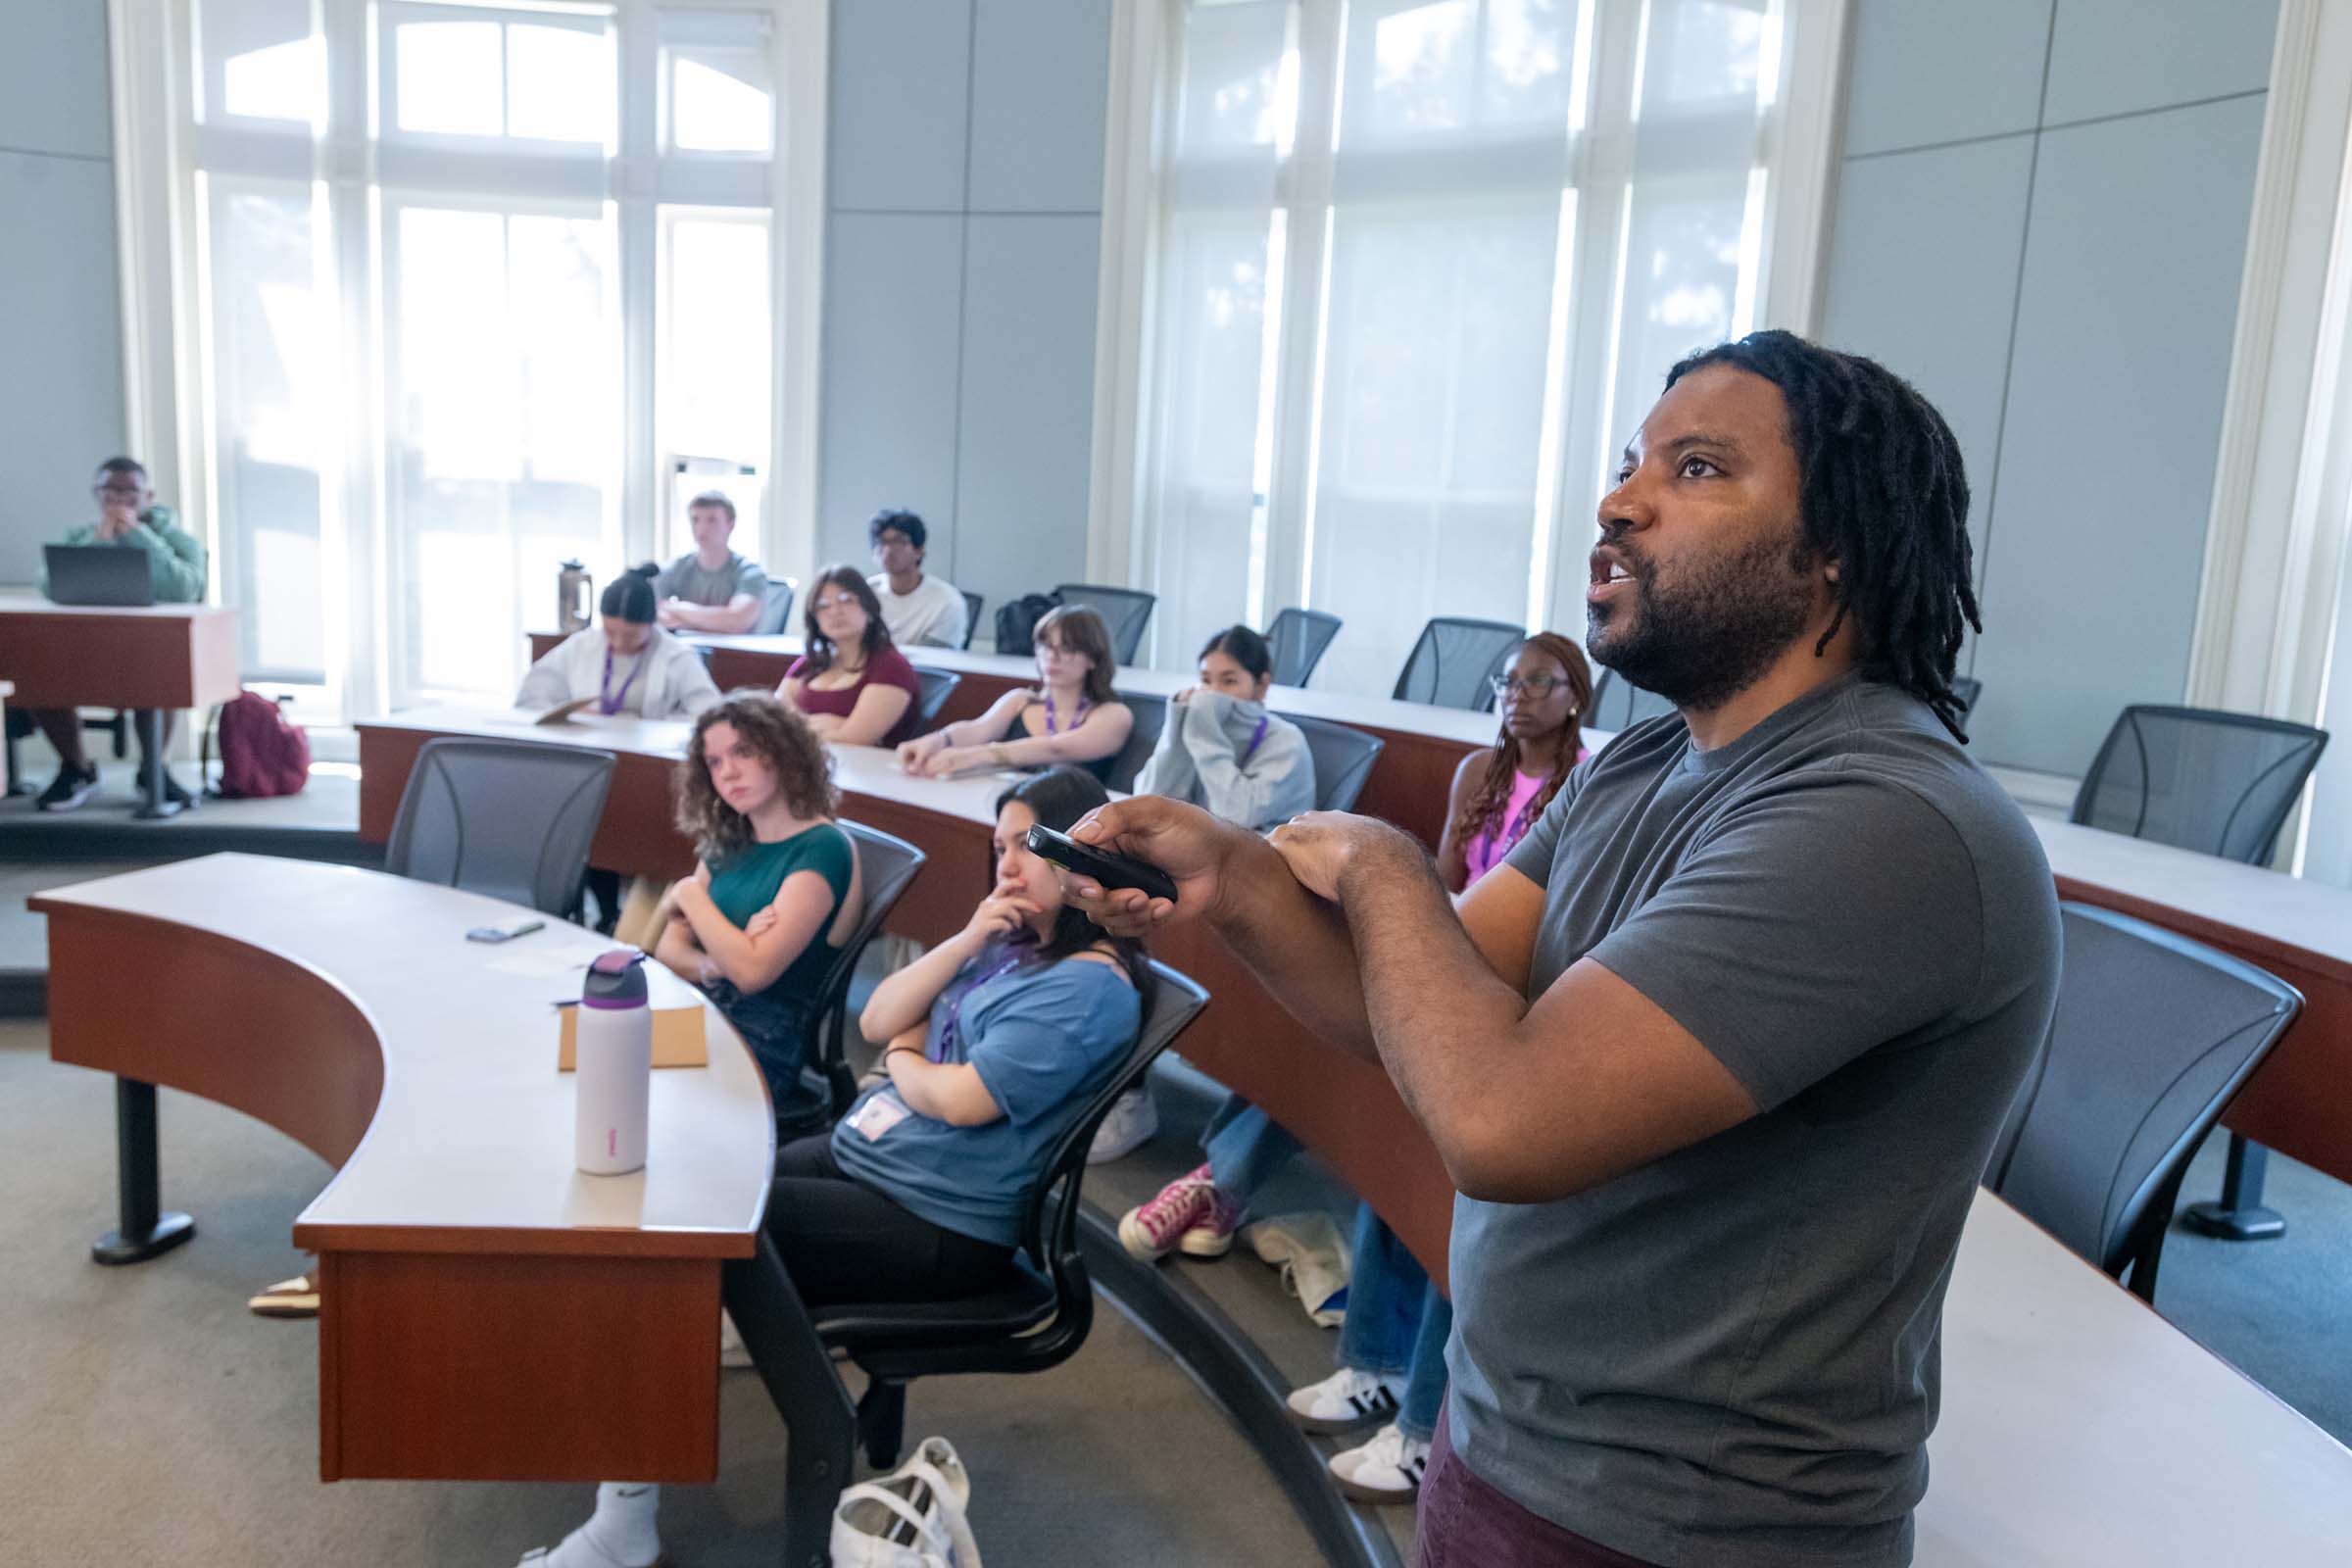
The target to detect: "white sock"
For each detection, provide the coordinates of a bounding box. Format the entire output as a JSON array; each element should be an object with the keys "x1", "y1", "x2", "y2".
[{"x1": 529, "y1": 1483, "x2": 662, "y2": 1568}]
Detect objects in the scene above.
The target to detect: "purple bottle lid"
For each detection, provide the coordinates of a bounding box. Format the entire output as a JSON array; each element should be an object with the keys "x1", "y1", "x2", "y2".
[{"x1": 580, "y1": 948, "x2": 649, "y2": 1010}]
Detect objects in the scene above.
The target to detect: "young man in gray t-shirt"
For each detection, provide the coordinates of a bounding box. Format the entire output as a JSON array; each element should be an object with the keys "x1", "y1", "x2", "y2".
[
  {"x1": 1066, "y1": 332, "x2": 2061, "y2": 1567},
  {"x1": 654, "y1": 490, "x2": 769, "y2": 634}
]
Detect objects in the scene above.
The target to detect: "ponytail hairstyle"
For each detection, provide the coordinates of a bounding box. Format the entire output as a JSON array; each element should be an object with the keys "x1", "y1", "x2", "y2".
[
  {"x1": 1452, "y1": 633, "x2": 1592, "y2": 851},
  {"x1": 601, "y1": 563, "x2": 662, "y2": 624},
  {"x1": 1199, "y1": 624, "x2": 1273, "y2": 687},
  {"x1": 992, "y1": 765, "x2": 1154, "y2": 1009}
]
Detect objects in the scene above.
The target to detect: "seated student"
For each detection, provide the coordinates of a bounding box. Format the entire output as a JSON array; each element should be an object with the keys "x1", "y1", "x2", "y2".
[
  {"x1": 896, "y1": 605, "x2": 1133, "y2": 781},
  {"x1": 516, "y1": 564, "x2": 722, "y2": 720},
  {"x1": 866, "y1": 508, "x2": 969, "y2": 649},
  {"x1": 654, "y1": 491, "x2": 769, "y2": 634},
  {"x1": 651, "y1": 692, "x2": 862, "y2": 1114},
  {"x1": 24, "y1": 457, "x2": 209, "y2": 811},
  {"x1": 1091, "y1": 624, "x2": 1317, "y2": 1162},
  {"x1": 1285, "y1": 631, "x2": 1592, "y2": 1503},
  {"x1": 520, "y1": 766, "x2": 1147, "y2": 1568},
  {"x1": 777, "y1": 566, "x2": 926, "y2": 748}
]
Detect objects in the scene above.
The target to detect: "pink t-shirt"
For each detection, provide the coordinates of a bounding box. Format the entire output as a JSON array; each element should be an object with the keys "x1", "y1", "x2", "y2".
[
  {"x1": 1462, "y1": 749, "x2": 1588, "y2": 886},
  {"x1": 785, "y1": 646, "x2": 926, "y2": 749}
]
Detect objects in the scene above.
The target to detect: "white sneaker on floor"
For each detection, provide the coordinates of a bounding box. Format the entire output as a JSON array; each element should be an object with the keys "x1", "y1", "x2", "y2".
[
  {"x1": 1286, "y1": 1365, "x2": 1403, "y2": 1434},
  {"x1": 1330, "y1": 1423, "x2": 1429, "y2": 1504},
  {"x1": 1087, "y1": 1087, "x2": 1157, "y2": 1164}
]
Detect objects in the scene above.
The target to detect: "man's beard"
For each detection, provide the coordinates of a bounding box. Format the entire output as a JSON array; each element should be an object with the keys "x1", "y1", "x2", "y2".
[{"x1": 1586, "y1": 531, "x2": 1818, "y2": 712}]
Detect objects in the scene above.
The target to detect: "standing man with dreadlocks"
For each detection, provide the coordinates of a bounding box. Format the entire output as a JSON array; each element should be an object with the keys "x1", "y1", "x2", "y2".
[{"x1": 1063, "y1": 331, "x2": 2062, "y2": 1567}]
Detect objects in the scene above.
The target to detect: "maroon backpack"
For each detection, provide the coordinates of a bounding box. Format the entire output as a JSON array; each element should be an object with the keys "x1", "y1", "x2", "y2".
[{"x1": 204, "y1": 691, "x2": 312, "y2": 799}]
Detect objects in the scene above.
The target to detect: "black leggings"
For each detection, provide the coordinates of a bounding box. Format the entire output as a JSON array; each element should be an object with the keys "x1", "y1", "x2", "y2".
[{"x1": 768, "y1": 1136, "x2": 1016, "y2": 1308}]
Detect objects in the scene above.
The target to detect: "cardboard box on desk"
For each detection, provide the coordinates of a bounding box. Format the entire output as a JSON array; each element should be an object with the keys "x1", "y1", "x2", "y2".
[{"x1": 556, "y1": 962, "x2": 710, "y2": 1069}]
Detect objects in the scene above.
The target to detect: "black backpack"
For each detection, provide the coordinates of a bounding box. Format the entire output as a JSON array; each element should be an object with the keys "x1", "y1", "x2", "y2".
[{"x1": 993, "y1": 592, "x2": 1060, "y2": 653}]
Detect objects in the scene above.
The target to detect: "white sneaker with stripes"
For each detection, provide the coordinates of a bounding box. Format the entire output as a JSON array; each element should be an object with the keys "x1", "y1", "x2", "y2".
[
  {"x1": 1285, "y1": 1365, "x2": 1403, "y2": 1434},
  {"x1": 1331, "y1": 1423, "x2": 1430, "y2": 1504}
]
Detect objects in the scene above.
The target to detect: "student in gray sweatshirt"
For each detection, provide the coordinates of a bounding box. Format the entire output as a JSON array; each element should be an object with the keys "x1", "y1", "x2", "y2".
[{"x1": 1132, "y1": 624, "x2": 1316, "y2": 831}]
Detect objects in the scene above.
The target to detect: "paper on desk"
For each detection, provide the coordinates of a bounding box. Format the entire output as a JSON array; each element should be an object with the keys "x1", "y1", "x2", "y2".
[
  {"x1": 484, "y1": 947, "x2": 598, "y2": 980},
  {"x1": 555, "y1": 960, "x2": 710, "y2": 1069}
]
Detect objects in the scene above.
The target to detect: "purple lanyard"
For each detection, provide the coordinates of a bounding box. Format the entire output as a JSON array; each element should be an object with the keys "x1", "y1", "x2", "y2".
[
  {"x1": 931, "y1": 949, "x2": 1028, "y2": 1062},
  {"x1": 1044, "y1": 692, "x2": 1089, "y2": 735},
  {"x1": 1240, "y1": 713, "x2": 1269, "y2": 764},
  {"x1": 599, "y1": 646, "x2": 648, "y2": 714}
]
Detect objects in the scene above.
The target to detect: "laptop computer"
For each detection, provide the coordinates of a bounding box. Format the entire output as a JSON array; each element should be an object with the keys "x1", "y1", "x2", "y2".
[{"x1": 45, "y1": 545, "x2": 155, "y2": 608}]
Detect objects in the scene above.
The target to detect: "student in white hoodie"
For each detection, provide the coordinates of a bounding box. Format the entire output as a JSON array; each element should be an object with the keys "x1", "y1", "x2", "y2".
[{"x1": 516, "y1": 564, "x2": 723, "y2": 722}]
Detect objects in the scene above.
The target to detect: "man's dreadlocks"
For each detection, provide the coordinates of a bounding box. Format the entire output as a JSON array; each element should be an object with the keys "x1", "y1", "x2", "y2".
[{"x1": 1664, "y1": 331, "x2": 1980, "y2": 741}]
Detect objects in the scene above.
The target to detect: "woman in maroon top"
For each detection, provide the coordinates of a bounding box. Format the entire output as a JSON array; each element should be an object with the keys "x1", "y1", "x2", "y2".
[{"x1": 778, "y1": 565, "x2": 926, "y2": 749}]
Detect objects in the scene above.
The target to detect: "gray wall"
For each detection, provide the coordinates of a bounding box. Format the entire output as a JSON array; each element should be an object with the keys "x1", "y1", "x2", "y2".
[
  {"x1": 818, "y1": 0, "x2": 1111, "y2": 646},
  {"x1": 0, "y1": 1, "x2": 124, "y2": 583},
  {"x1": 1820, "y1": 0, "x2": 2277, "y2": 776}
]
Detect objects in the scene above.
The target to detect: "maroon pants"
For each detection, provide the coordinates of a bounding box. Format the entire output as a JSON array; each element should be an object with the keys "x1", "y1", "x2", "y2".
[{"x1": 1415, "y1": 1404, "x2": 1661, "y2": 1568}]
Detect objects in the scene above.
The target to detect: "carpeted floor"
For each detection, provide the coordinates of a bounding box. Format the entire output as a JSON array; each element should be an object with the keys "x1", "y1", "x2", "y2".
[{"x1": 0, "y1": 1021, "x2": 1321, "y2": 1567}]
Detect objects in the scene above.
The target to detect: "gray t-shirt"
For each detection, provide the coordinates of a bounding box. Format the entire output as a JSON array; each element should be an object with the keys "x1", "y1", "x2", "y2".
[
  {"x1": 656, "y1": 550, "x2": 768, "y2": 609},
  {"x1": 1451, "y1": 672, "x2": 2060, "y2": 1568}
]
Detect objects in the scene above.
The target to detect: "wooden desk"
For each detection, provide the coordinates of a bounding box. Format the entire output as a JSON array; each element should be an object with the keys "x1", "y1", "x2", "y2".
[
  {"x1": 2034, "y1": 819, "x2": 2352, "y2": 1191},
  {"x1": 527, "y1": 630, "x2": 1496, "y2": 848},
  {"x1": 1919, "y1": 1193, "x2": 2352, "y2": 1564},
  {"x1": 0, "y1": 592, "x2": 241, "y2": 816},
  {"x1": 33, "y1": 855, "x2": 772, "y2": 1484}
]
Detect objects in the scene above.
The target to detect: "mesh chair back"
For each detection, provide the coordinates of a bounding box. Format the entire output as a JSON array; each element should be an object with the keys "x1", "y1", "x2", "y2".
[
  {"x1": 1950, "y1": 675, "x2": 1982, "y2": 719},
  {"x1": 1052, "y1": 583, "x2": 1157, "y2": 664},
  {"x1": 1104, "y1": 690, "x2": 1167, "y2": 793},
  {"x1": 960, "y1": 591, "x2": 984, "y2": 649},
  {"x1": 385, "y1": 737, "x2": 616, "y2": 916},
  {"x1": 808, "y1": 823, "x2": 929, "y2": 1115},
  {"x1": 1987, "y1": 904, "x2": 2300, "y2": 1300},
  {"x1": 1588, "y1": 668, "x2": 1678, "y2": 732},
  {"x1": 1394, "y1": 616, "x2": 1525, "y2": 710},
  {"x1": 910, "y1": 668, "x2": 960, "y2": 729},
  {"x1": 2070, "y1": 706, "x2": 2328, "y2": 865},
  {"x1": 1264, "y1": 608, "x2": 1343, "y2": 688},
  {"x1": 757, "y1": 577, "x2": 798, "y2": 635},
  {"x1": 1287, "y1": 714, "x2": 1384, "y2": 813}
]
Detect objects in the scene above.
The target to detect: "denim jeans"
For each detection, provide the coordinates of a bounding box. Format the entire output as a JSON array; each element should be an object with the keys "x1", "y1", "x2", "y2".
[
  {"x1": 1337, "y1": 1200, "x2": 1451, "y2": 1443},
  {"x1": 1200, "y1": 1094, "x2": 1302, "y2": 1200}
]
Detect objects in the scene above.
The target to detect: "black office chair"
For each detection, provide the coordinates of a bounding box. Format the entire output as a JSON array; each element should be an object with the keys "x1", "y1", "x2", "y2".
[
  {"x1": 795, "y1": 822, "x2": 927, "y2": 1129},
  {"x1": 1287, "y1": 714, "x2": 1384, "y2": 813},
  {"x1": 384, "y1": 737, "x2": 615, "y2": 918},
  {"x1": 1394, "y1": 616, "x2": 1525, "y2": 711},
  {"x1": 2069, "y1": 705, "x2": 2328, "y2": 1240},
  {"x1": 1103, "y1": 690, "x2": 1166, "y2": 793},
  {"x1": 1588, "y1": 668, "x2": 1678, "y2": 732},
  {"x1": 1984, "y1": 904, "x2": 2300, "y2": 1303},
  {"x1": 1950, "y1": 675, "x2": 1983, "y2": 720},
  {"x1": 959, "y1": 591, "x2": 984, "y2": 650},
  {"x1": 1052, "y1": 583, "x2": 1156, "y2": 664},
  {"x1": 1264, "y1": 608, "x2": 1343, "y2": 688},
  {"x1": 909, "y1": 668, "x2": 960, "y2": 730},
  {"x1": 755, "y1": 577, "x2": 797, "y2": 635}
]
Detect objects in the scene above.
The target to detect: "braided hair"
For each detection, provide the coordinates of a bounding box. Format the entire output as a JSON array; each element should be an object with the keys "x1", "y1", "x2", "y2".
[
  {"x1": 1451, "y1": 633, "x2": 1592, "y2": 852},
  {"x1": 1664, "y1": 331, "x2": 1979, "y2": 740}
]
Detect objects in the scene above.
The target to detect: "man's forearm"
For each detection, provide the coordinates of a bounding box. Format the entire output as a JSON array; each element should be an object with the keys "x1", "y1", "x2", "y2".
[{"x1": 1206, "y1": 833, "x2": 1379, "y2": 1057}]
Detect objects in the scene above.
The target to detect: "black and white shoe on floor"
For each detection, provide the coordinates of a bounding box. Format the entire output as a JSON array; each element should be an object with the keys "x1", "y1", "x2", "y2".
[
  {"x1": 1285, "y1": 1365, "x2": 1403, "y2": 1434},
  {"x1": 1330, "y1": 1422, "x2": 1430, "y2": 1504},
  {"x1": 36, "y1": 762, "x2": 100, "y2": 812}
]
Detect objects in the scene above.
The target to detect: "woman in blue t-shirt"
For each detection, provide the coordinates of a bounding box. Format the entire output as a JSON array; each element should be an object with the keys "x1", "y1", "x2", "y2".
[
  {"x1": 652, "y1": 691, "x2": 862, "y2": 1121},
  {"x1": 519, "y1": 766, "x2": 1147, "y2": 1568}
]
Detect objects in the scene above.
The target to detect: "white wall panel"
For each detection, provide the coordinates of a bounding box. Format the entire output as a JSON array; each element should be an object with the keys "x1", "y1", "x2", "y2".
[
  {"x1": 0, "y1": 0, "x2": 112, "y2": 161},
  {"x1": 2042, "y1": 0, "x2": 2278, "y2": 126},
  {"x1": 966, "y1": 0, "x2": 1112, "y2": 213},
  {"x1": 1842, "y1": 0, "x2": 2053, "y2": 157},
  {"x1": 827, "y1": 0, "x2": 973, "y2": 213}
]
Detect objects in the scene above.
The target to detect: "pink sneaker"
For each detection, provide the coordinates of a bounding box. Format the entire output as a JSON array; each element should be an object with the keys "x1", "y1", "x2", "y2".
[
  {"x1": 1118, "y1": 1163, "x2": 1215, "y2": 1261},
  {"x1": 1180, "y1": 1186, "x2": 1248, "y2": 1258}
]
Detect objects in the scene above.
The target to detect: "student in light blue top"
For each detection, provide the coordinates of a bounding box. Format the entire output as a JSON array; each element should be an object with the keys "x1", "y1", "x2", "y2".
[{"x1": 519, "y1": 766, "x2": 1147, "y2": 1568}]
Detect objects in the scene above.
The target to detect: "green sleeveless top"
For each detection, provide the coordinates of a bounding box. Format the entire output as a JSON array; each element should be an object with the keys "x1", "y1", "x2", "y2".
[{"x1": 704, "y1": 822, "x2": 857, "y2": 1003}]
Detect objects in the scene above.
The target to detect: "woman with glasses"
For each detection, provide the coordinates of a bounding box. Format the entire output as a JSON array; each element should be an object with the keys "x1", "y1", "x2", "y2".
[
  {"x1": 1282, "y1": 631, "x2": 1592, "y2": 1505},
  {"x1": 778, "y1": 565, "x2": 926, "y2": 749},
  {"x1": 897, "y1": 604, "x2": 1134, "y2": 782}
]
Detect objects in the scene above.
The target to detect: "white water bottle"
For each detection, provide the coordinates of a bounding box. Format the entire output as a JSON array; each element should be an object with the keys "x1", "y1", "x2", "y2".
[{"x1": 575, "y1": 950, "x2": 652, "y2": 1175}]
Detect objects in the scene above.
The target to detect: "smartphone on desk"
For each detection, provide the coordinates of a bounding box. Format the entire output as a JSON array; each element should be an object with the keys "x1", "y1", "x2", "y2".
[
  {"x1": 466, "y1": 917, "x2": 546, "y2": 944},
  {"x1": 1024, "y1": 823, "x2": 1179, "y2": 905}
]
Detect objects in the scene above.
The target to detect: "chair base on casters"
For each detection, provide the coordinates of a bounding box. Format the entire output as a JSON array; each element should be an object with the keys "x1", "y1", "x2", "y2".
[
  {"x1": 2180, "y1": 1200, "x2": 2285, "y2": 1241},
  {"x1": 94, "y1": 1210, "x2": 195, "y2": 1265}
]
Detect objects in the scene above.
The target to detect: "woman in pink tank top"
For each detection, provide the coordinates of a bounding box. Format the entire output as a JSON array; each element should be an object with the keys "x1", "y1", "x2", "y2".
[{"x1": 1439, "y1": 632, "x2": 1594, "y2": 894}]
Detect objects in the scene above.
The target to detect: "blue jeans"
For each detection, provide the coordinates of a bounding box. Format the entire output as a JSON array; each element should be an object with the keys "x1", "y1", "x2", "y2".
[
  {"x1": 1337, "y1": 1200, "x2": 1450, "y2": 1443},
  {"x1": 1201, "y1": 1095, "x2": 1301, "y2": 1200}
]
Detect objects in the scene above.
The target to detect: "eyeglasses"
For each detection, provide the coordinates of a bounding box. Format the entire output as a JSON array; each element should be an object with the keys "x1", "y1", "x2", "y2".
[
  {"x1": 811, "y1": 596, "x2": 861, "y2": 614},
  {"x1": 1491, "y1": 674, "x2": 1569, "y2": 699},
  {"x1": 94, "y1": 484, "x2": 144, "y2": 501}
]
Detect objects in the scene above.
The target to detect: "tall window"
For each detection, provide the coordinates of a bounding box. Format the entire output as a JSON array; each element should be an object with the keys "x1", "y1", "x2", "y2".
[
  {"x1": 184, "y1": 0, "x2": 793, "y2": 714},
  {"x1": 1135, "y1": 0, "x2": 1791, "y2": 694}
]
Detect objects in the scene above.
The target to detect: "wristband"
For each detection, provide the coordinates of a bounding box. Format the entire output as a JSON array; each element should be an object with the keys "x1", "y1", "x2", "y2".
[{"x1": 883, "y1": 1045, "x2": 923, "y2": 1064}]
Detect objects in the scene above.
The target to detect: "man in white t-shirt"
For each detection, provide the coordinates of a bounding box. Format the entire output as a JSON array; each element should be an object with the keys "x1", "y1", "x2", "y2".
[{"x1": 866, "y1": 509, "x2": 969, "y2": 649}]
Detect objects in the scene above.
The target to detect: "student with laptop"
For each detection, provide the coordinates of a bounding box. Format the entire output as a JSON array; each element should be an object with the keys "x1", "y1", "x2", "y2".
[
  {"x1": 23, "y1": 457, "x2": 208, "y2": 811},
  {"x1": 654, "y1": 491, "x2": 769, "y2": 634}
]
